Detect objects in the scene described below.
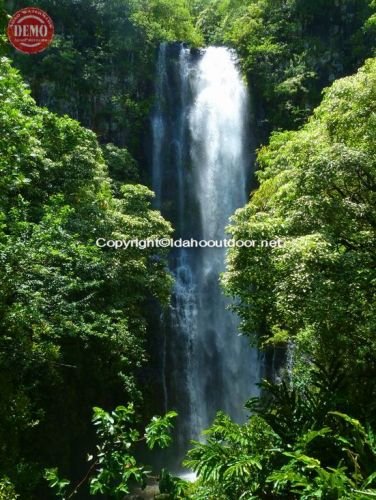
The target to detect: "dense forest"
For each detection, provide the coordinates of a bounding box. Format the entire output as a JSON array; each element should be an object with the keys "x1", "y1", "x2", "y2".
[{"x1": 0, "y1": 0, "x2": 375, "y2": 498}]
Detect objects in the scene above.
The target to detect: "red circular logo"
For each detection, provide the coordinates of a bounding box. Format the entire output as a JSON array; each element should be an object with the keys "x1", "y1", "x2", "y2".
[{"x1": 7, "y1": 8, "x2": 54, "y2": 54}]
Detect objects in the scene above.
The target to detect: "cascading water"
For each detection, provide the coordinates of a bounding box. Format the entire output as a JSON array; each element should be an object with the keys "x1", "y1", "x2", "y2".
[{"x1": 152, "y1": 43, "x2": 261, "y2": 466}]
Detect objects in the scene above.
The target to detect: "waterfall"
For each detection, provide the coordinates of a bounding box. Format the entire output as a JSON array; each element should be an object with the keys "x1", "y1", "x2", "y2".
[{"x1": 152, "y1": 43, "x2": 260, "y2": 467}]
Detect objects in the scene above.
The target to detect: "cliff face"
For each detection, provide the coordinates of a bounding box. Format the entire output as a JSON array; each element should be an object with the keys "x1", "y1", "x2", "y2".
[
  {"x1": 5, "y1": 0, "x2": 156, "y2": 158},
  {"x1": 3, "y1": 0, "x2": 203, "y2": 167}
]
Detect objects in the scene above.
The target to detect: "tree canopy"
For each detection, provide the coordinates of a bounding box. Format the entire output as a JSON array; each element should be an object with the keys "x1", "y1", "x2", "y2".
[
  {"x1": 224, "y1": 57, "x2": 376, "y2": 419},
  {"x1": 0, "y1": 56, "x2": 172, "y2": 496}
]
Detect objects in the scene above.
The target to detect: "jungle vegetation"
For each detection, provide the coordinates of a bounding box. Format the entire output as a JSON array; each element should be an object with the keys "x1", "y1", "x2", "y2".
[{"x1": 0, "y1": 0, "x2": 375, "y2": 498}]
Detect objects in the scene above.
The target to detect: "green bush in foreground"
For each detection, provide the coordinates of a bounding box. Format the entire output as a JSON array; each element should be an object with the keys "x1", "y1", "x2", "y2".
[
  {"x1": 45, "y1": 405, "x2": 177, "y2": 498},
  {"x1": 185, "y1": 372, "x2": 376, "y2": 499}
]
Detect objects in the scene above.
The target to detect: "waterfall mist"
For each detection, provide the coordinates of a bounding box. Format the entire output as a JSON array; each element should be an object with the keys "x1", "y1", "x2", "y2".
[{"x1": 151, "y1": 43, "x2": 261, "y2": 468}]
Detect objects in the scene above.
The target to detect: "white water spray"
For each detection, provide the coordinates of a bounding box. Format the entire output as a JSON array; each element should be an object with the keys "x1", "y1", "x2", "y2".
[{"x1": 152, "y1": 44, "x2": 261, "y2": 465}]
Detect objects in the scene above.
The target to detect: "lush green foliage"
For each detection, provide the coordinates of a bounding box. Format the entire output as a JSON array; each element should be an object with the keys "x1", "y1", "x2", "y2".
[
  {"x1": 185, "y1": 373, "x2": 376, "y2": 499},
  {"x1": 4, "y1": 0, "x2": 201, "y2": 154},
  {"x1": 0, "y1": 478, "x2": 18, "y2": 500},
  {"x1": 192, "y1": 0, "x2": 376, "y2": 132},
  {"x1": 0, "y1": 57, "x2": 172, "y2": 497},
  {"x1": 224, "y1": 59, "x2": 376, "y2": 409},
  {"x1": 45, "y1": 405, "x2": 177, "y2": 498},
  {"x1": 129, "y1": 0, "x2": 202, "y2": 46},
  {"x1": 1, "y1": 1, "x2": 376, "y2": 498},
  {"x1": 211, "y1": 57, "x2": 376, "y2": 499},
  {"x1": 158, "y1": 469, "x2": 192, "y2": 499}
]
